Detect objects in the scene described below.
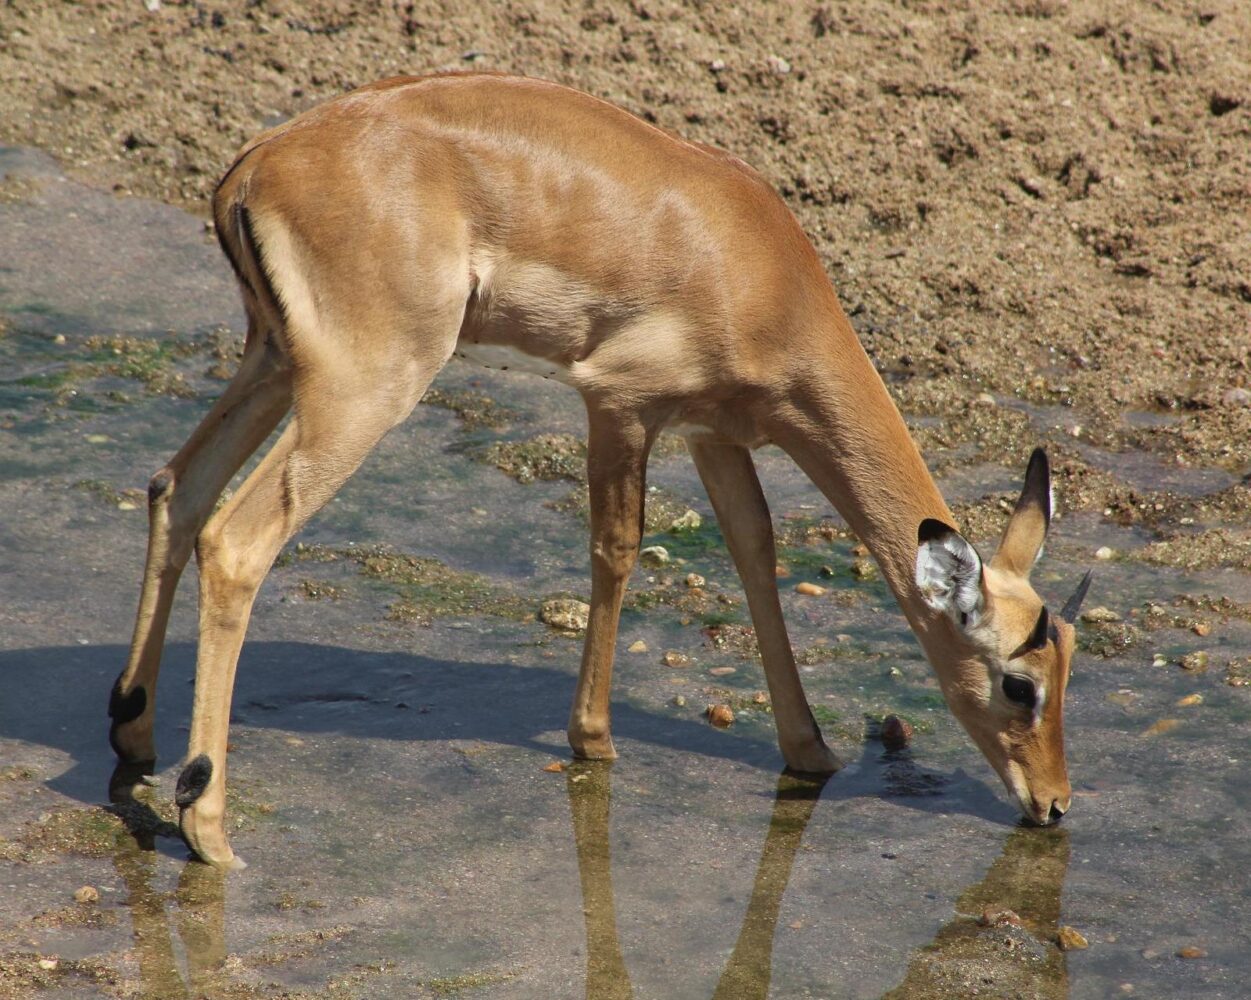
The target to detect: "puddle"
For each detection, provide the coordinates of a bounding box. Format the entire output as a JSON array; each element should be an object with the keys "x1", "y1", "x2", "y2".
[{"x1": 1, "y1": 151, "x2": 1249, "y2": 998}]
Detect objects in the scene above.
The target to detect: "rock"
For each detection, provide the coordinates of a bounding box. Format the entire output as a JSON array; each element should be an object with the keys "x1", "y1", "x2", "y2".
[
  {"x1": 685, "y1": 572, "x2": 706, "y2": 588},
  {"x1": 639, "y1": 545, "x2": 670, "y2": 567},
  {"x1": 1142, "y1": 718, "x2": 1180, "y2": 736},
  {"x1": 706, "y1": 703, "x2": 735, "y2": 727},
  {"x1": 1180, "y1": 651, "x2": 1209, "y2": 672},
  {"x1": 766, "y1": 54, "x2": 791, "y2": 75},
  {"x1": 1057, "y1": 926, "x2": 1089, "y2": 951},
  {"x1": 795, "y1": 582, "x2": 827, "y2": 596},
  {"x1": 1082, "y1": 607, "x2": 1121, "y2": 623},
  {"x1": 1220, "y1": 387, "x2": 1251, "y2": 408},
  {"x1": 708, "y1": 666, "x2": 736, "y2": 676},
  {"x1": 669, "y1": 509, "x2": 702, "y2": 532},
  {"x1": 73, "y1": 885, "x2": 99, "y2": 904},
  {"x1": 539, "y1": 598, "x2": 590, "y2": 632},
  {"x1": 37, "y1": 957, "x2": 58, "y2": 971},
  {"x1": 542, "y1": 761, "x2": 566, "y2": 773},
  {"x1": 1176, "y1": 693, "x2": 1203, "y2": 707},
  {"x1": 774, "y1": 563, "x2": 789, "y2": 577},
  {"x1": 1176, "y1": 946, "x2": 1207, "y2": 959},
  {"x1": 978, "y1": 907, "x2": 1022, "y2": 928},
  {"x1": 881, "y1": 714, "x2": 914, "y2": 749},
  {"x1": 1192, "y1": 622, "x2": 1211, "y2": 637},
  {"x1": 671, "y1": 694, "x2": 687, "y2": 707},
  {"x1": 973, "y1": 391, "x2": 997, "y2": 407},
  {"x1": 1152, "y1": 654, "x2": 1168, "y2": 667},
  {"x1": 752, "y1": 691, "x2": 769, "y2": 704},
  {"x1": 1095, "y1": 546, "x2": 1115, "y2": 560},
  {"x1": 662, "y1": 650, "x2": 691, "y2": 668},
  {"x1": 850, "y1": 558, "x2": 876, "y2": 580},
  {"x1": 627, "y1": 639, "x2": 648, "y2": 654},
  {"x1": 818, "y1": 565, "x2": 835, "y2": 577}
]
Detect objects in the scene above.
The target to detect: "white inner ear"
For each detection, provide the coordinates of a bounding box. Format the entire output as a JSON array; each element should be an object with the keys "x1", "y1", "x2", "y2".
[{"x1": 915, "y1": 533, "x2": 985, "y2": 626}]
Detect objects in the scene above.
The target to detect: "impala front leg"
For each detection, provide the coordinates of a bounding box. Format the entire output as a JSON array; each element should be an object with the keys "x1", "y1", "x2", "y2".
[
  {"x1": 688, "y1": 440, "x2": 840, "y2": 774},
  {"x1": 567, "y1": 406, "x2": 653, "y2": 761}
]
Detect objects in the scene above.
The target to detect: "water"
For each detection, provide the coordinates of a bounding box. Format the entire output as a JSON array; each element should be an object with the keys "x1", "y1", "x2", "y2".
[{"x1": 0, "y1": 148, "x2": 1247, "y2": 998}]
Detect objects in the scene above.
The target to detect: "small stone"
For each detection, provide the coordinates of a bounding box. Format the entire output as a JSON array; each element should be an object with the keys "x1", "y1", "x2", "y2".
[
  {"x1": 1192, "y1": 622, "x2": 1211, "y2": 637},
  {"x1": 973, "y1": 392, "x2": 997, "y2": 407},
  {"x1": 671, "y1": 694, "x2": 687, "y2": 707},
  {"x1": 706, "y1": 704, "x2": 735, "y2": 727},
  {"x1": 1180, "y1": 651, "x2": 1210, "y2": 672},
  {"x1": 774, "y1": 564, "x2": 789, "y2": 577},
  {"x1": 85, "y1": 434, "x2": 110, "y2": 444},
  {"x1": 1142, "y1": 718, "x2": 1180, "y2": 736},
  {"x1": 1176, "y1": 946, "x2": 1207, "y2": 959},
  {"x1": 542, "y1": 761, "x2": 566, "y2": 773},
  {"x1": 1057, "y1": 926, "x2": 1089, "y2": 951},
  {"x1": 640, "y1": 545, "x2": 670, "y2": 567},
  {"x1": 627, "y1": 640, "x2": 648, "y2": 654},
  {"x1": 880, "y1": 714, "x2": 914, "y2": 749},
  {"x1": 685, "y1": 572, "x2": 706, "y2": 588},
  {"x1": 850, "y1": 558, "x2": 876, "y2": 580},
  {"x1": 73, "y1": 885, "x2": 99, "y2": 904},
  {"x1": 708, "y1": 666, "x2": 736, "y2": 677},
  {"x1": 1176, "y1": 693, "x2": 1203, "y2": 707},
  {"x1": 1220, "y1": 387, "x2": 1251, "y2": 408},
  {"x1": 539, "y1": 598, "x2": 590, "y2": 632},
  {"x1": 1152, "y1": 654, "x2": 1168, "y2": 668},
  {"x1": 1082, "y1": 607, "x2": 1121, "y2": 623},
  {"x1": 709, "y1": 58, "x2": 727, "y2": 72},
  {"x1": 117, "y1": 500, "x2": 139, "y2": 511},
  {"x1": 38, "y1": 957, "x2": 58, "y2": 971},
  {"x1": 1140, "y1": 948, "x2": 1160, "y2": 960},
  {"x1": 979, "y1": 907, "x2": 1022, "y2": 928},
  {"x1": 788, "y1": 919, "x2": 804, "y2": 929},
  {"x1": 1095, "y1": 546, "x2": 1115, "y2": 560},
  {"x1": 53, "y1": 333, "x2": 67, "y2": 344},
  {"x1": 887, "y1": 666, "x2": 903, "y2": 678},
  {"x1": 669, "y1": 509, "x2": 702, "y2": 532},
  {"x1": 752, "y1": 691, "x2": 769, "y2": 704},
  {"x1": 795, "y1": 582, "x2": 827, "y2": 596},
  {"x1": 818, "y1": 565, "x2": 835, "y2": 577},
  {"x1": 662, "y1": 650, "x2": 691, "y2": 668},
  {"x1": 766, "y1": 54, "x2": 791, "y2": 75}
]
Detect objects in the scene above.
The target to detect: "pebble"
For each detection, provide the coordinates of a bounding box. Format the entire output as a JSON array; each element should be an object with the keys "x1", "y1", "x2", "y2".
[
  {"x1": 671, "y1": 694, "x2": 687, "y2": 707},
  {"x1": 73, "y1": 885, "x2": 99, "y2": 904},
  {"x1": 774, "y1": 563, "x2": 789, "y2": 577},
  {"x1": 37, "y1": 958, "x2": 58, "y2": 971},
  {"x1": 1142, "y1": 718, "x2": 1180, "y2": 736},
  {"x1": 1057, "y1": 926, "x2": 1090, "y2": 951},
  {"x1": 795, "y1": 582, "x2": 827, "y2": 596},
  {"x1": 1221, "y1": 387, "x2": 1251, "y2": 408},
  {"x1": 708, "y1": 666, "x2": 736, "y2": 676},
  {"x1": 1152, "y1": 654, "x2": 1168, "y2": 667},
  {"x1": 542, "y1": 761, "x2": 566, "y2": 773},
  {"x1": 669, "y1": 509, "x2": 702, "y2": 532},
  {"x1": 706, "y1": 704, "x2": 735, "y2": 727},
  {"x1": 662, "y1": 651, "x2": 691, "y2": 668},
  {"x1": 539, "y1": 598, "x2": 590, "y2": 632},
  {"x1": 1176, "y1": 946, "x2": 1207, "y2": 959},
  {"x1": 766, "y1": 54, "x2": 791, "y2": 75},
  {"x1": 752, "y1": 691, "x2": 769, "y2": 704},
  {"x1": 685, "y1": 572, "x2": 706, "y2": 588},
  {"x1": 1082, "y1": 607, "x2": 1121, "y2": 623},
  {"x1": 1095, "y1": 546, "x2": 1115, "y2": 560},
  {"x1": 1176, "y1": 693, "x2": 1203, "y2": 707},
  {"x1": 880, "y1": 714, "x2": 914, "y2": 749},
  {"x1": 117, "y1": 500, "x2": 139, "y2": 511},
  {"x1": 850, "y1": 558, "x2": 876, "y2": 580},
  {"x1": 627, "y1": 640, "x2": 648, "y2": 654},
  {"x1": 978, "y1": 907, "x2": 1022, "y2": 928},
  {"x1": 1192, "y1": 622, "x2": 1211, "y2": 637},
  {"x1": 973, "y1": 391, "x2": 997, "y2": 407},
  {"x1": 1180, "y1": 651, "x2": 1209, "y2": 672},
  {"x1": 640, "y1": 545, "x2": 670, "y2": 567}
]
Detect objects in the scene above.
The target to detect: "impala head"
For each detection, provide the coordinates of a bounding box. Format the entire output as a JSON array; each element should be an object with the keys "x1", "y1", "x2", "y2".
[{"x1": 914, "y1": 449, "x2": 1091, "y2": 826}]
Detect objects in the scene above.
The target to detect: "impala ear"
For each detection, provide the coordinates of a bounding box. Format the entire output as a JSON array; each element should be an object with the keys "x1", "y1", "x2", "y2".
[
  {"x1": 916, "y1": 519, "x2": 986, "y2": 627},
  {"x1": 991, "y1": 447, "x2": 1051, "y2": 577}
]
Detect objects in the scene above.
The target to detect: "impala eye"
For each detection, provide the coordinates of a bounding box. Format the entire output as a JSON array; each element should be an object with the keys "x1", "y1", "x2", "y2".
[{"x1": 1002, "y1": 674, "x2": 1037, "y2": 709}]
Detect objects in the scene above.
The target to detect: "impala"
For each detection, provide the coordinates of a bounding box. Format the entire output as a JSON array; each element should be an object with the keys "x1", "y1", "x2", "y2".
[{"x1": 108, "y1": 73, "x2": 1091, "y2": 867}]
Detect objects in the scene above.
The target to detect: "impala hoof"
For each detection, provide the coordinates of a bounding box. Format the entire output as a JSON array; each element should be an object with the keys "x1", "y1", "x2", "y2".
[
  {"x1": 782, "y1": 742, "x2": 843, "y2": 776},
  {"x1": 569, "y1": 733, "x2": 618, "y2": 761}
]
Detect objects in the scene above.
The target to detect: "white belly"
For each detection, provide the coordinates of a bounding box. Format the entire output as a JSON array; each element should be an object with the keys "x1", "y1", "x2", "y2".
[{"x1": 452, "y1": 342, "x2": 575, "y2": 384}]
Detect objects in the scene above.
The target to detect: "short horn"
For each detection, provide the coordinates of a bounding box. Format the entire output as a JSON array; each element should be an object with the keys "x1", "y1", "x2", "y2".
[{"x1": 1060, "y1": 570, "x2": 1093, "y2": 624}]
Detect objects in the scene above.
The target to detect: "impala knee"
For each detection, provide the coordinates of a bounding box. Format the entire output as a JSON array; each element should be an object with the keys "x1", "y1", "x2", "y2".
[
  {"x1": 591, "y1": 535, "x2": 641, "y2": 579},
  {"x1": 148, "y1": 467, "x2": 175, "y2": 506}
]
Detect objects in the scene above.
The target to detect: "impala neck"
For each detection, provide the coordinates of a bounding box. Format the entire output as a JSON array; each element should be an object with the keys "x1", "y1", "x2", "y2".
[{"x1": 767, "y1": 306, "x2": 967, "y2": 670}]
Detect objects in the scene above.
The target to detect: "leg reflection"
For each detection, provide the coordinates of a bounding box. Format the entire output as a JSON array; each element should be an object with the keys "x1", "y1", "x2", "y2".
[
  {"x1": 566, "y1": 760, "x2": 634, "y2": 1000},
  {"x1": 712, "y1": 771, "x2": 829, "y2": 1000},
  {"x1": 883, "y1": 824, "x2": 1071, "y2": 999}
]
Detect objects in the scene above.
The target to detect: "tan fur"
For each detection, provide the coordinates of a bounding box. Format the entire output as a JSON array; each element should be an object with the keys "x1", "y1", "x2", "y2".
[{"x1": 111, "y1": 74, "x2": 1075, "y2": 866}]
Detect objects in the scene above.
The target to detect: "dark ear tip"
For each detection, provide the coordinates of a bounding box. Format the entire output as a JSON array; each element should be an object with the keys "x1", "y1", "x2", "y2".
[
  {"x1": 918, "y1": 518, "x2": 956, "y2": 543},
  {"x1": 1027, "y1": 447, "x2": 1050, "y2": 478}
]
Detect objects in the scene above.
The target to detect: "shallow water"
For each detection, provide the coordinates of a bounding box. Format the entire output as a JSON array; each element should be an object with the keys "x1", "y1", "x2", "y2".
[{"x1": 1, "y1": 149, "x2": 1248, "y2": 998}]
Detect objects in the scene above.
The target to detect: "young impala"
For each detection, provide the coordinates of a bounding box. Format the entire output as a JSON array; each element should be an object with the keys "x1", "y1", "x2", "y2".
[{"x1": 109, "y1": 73, "x2": 1091, "y2": 867}]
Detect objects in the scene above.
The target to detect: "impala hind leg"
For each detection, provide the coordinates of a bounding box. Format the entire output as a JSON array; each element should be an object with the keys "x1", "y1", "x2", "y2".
[
  {"x1": 110, "y1": 326, "x2": 292, "y2": 784},
  {"x1": 567, "y1": 407, "x2": 654, "y2": 761},
  {"x1": 688, "y1": 440, "x2": 840, "y2": 774},
  {"x1": 176, "y1": 358, "x2": 443, "y2": 867}
]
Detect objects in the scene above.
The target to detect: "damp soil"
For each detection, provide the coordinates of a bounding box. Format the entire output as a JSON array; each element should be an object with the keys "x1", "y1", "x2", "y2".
[{"x1": 2, "y1": 4, "x2": 1251, "y2": 998}]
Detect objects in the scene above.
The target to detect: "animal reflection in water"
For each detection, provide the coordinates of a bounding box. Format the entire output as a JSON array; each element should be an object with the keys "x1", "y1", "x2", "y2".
[{"x1": 109, "y1": 769, "x2": 1070, "y2": 998}]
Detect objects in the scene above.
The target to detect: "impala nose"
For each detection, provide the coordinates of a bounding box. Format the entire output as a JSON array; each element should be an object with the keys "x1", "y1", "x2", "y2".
[{"x1": 1047, "y1": 800, "x2": 1068, "y2": 824}]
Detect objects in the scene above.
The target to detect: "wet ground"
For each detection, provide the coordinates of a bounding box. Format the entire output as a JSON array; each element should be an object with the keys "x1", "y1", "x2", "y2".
[{"x1": 1, "y1": 150, "x2": 1249, "y2": 999}]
